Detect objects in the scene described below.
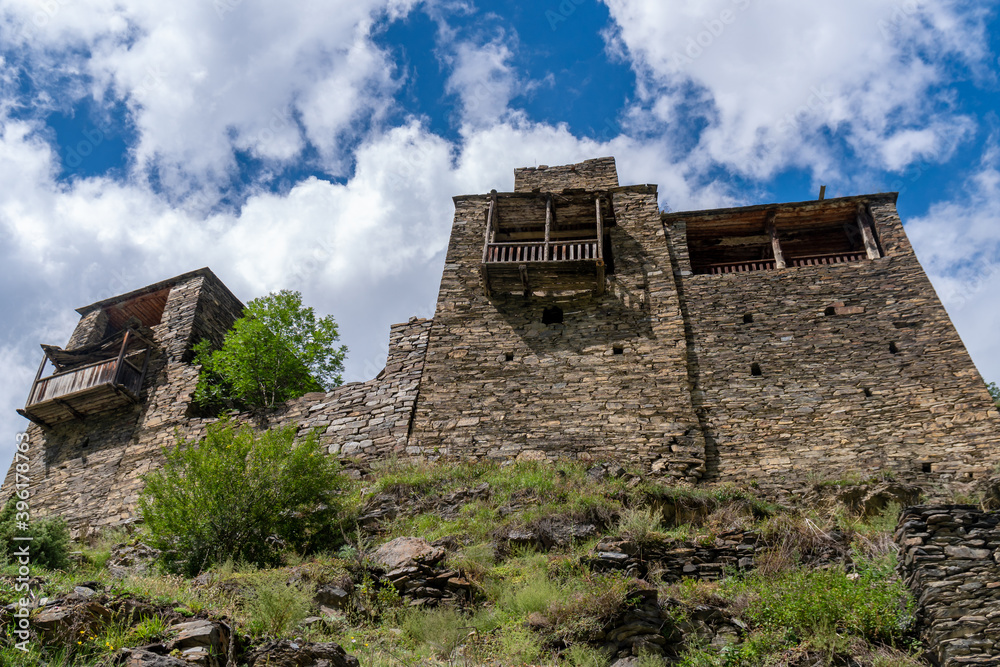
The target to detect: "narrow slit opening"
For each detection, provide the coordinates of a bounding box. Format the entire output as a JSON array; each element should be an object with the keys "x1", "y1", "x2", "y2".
[
  {"x1": 889, "y1": 342, "x2": 899, "y2": 354},
  {"x1": 750, "y1": 363, "x2": 762, "y2": 377}
]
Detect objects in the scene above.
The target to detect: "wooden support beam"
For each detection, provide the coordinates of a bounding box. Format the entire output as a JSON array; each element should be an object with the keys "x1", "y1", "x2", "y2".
[
  {"x1": 482, "y1": 190, "x2": 497, "y2": 264},
  {"x1": 595, "y1": 196, "x2": 604, "y2": 261},
  {"x1": 25, "y1": 354, "x2": 47, "y2": 408},
  {"x1": 17, "y1": 408, "x2": 50, "y2": 429},
  {"x1": 54, "y1": 398, "x2": 85, "y2": 421},
  {"x1": 112, "y1": 330, "x2": 131, "y2": 387},
  {"x1": 596, "y1": 260, "x2": 606, "y2": 296},
  {"x1": 766, "y1": 211, "x2": 786, "y2": 269},
  {"x1": 857, "y1": 203, "x2": 882, "y2": 260},
  {"x1": 544, "y1": 195, "x2": 552, "y2": 261},
  {"x1": 518, "y1": 264, "x2": 530, "y2": 296}
]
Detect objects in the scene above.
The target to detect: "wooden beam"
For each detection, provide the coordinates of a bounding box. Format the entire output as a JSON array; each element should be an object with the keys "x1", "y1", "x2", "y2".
[
  {"x1": 482, "y1": 190, "x2": 496, "y2": 264},
  {"x1": 17, "y1": 408, "x2": 50, "y2": 429},
  {"x1": 518, "y1": 264, "x2": 530, "y2": 296},
  {"x1": 544, "y1": 195, "x2": 552, "y2": 261},
  {"x1": 595, "y1": 196, "x2": 604, "y2": 261},
  {"x1": 819, "y1": 185, "x2": 827, "y2": 200},
  {"x1": 54, "y1": 398, "x2": 86, "y2": 421},
  {"x1": 25, "y1": 353, "x2": 47, "y2": 408},
  {"x1": 857, "y1": 203, "x2": 881, "y2": 260},
  {"x1": 596, "y1": 260, "x2": 606, "y2": 296},
  {"x1": 112, "y1": 330, "x2": 131, "y2": 387},
  {"x1": 766, "y1": 211, "x2": 786, "y2": 269}
]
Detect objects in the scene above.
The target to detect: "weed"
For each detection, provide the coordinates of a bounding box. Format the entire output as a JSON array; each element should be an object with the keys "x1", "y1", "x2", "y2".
[{"x1": 244, "y1": 575, "x2": 314, "y2": 637}]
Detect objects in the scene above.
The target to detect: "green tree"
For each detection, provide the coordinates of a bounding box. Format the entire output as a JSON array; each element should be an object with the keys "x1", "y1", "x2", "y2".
[
  {"x1": 989, "y1": 382, "x2": 1000, "y2": 408},
  {"x1": 139, "y1": 421, "x2": 345, "y2": 575},
  {"x1": 193, "y1": 290, "x2": 347, "y2": 411}
]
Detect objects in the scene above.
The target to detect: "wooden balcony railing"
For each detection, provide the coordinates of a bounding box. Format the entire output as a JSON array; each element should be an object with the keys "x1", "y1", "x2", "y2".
[
  {"x1": 484, "y1": 240, "x2": 601, "y2": 263},
  {"x1": 705, "y1": 251, "x2": 869, "y2": 275},
  {"x1": 19, "y1": 329, "x2": 152, "y2": 427}
]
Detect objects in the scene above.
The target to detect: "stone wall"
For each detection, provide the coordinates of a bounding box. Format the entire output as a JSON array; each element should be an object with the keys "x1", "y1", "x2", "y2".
[
  {"x1": 896, "y1": 506, "x2": 1000, "y2": 666},
  {"x1": 193, "y1": 317, "x2": 431, "y2": 461},
  {"x1": 409, "y1": 179, "x2": 707, "y2": 480},
  {"x1": 513, "y1": 156, "x2": 620, "y2": 192},
  {"x1": 666, "y1": 195, "x2": 1000, "y2": 495}
]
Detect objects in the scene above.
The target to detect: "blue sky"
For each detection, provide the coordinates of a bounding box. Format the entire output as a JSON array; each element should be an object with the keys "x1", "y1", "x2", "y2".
[{"x1": 1, "y1": 0, "x2": 999, "y2": 472}]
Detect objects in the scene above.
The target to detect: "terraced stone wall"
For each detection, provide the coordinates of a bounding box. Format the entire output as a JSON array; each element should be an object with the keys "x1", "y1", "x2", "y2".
[{"x1": 896, "y1": 506, "x2": 1000, "y2": 666}]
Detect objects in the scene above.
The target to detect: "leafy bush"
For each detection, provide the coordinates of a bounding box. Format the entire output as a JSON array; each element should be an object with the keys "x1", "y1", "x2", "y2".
[
  {"x1": 139, "y1": 421, "x2": 345, "y2": 575},
  {"x1": 0, "y1": 497, "x2": 70, "y2": 570}
]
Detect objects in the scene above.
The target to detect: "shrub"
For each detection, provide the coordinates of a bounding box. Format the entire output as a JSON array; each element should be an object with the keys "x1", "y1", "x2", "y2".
[
  {"x1": 0, "y1": 497, "x2": 70, "y2": 570},
  {"x1": 245, "y1": 575, "x2": 314, "y2": 637},
  {"x1": 725, "y1": 553, "x2": 915, "y2": 645},
  {"x1": 139, "y1": 421, "x2": 345, "y2": 575}
]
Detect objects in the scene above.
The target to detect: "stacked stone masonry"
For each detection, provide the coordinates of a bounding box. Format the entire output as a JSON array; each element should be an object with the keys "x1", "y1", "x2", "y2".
[
  {"x1": 896, "y1": 506, "x2": 1000, "y2": 666},
  {"x1": 5, "y1": 157, "x2": 1000, "y2": 530}
]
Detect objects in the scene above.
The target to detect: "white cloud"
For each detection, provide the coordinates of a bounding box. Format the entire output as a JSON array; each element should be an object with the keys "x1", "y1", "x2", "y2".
[
  {"x1": 0, "y1": 0, "x2": 419, "y2": 198},
  {"x1": 443, "y1": 34, "x2": 521, "y2": 128},
  {"x1": 906, "y1": 154, "x2": 1000, "y2": 384},
  {"x1": 602, "y1": 0, "x2": 988, "y2": 182}
]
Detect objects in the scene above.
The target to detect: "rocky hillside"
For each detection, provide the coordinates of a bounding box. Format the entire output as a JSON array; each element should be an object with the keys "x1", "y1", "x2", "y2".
[{"x1": 0, "y1": 460, "x2": 947, "y2": 666}]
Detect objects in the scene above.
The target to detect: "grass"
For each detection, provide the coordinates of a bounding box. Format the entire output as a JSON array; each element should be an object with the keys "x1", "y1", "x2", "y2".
[{"x1": 7, "y1": 459, "x2": 922, "y2": 667}]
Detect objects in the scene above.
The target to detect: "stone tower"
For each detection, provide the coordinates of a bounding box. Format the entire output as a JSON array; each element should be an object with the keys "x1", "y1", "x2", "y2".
[{"x1": 2, "y1": 268, "x2": 243, "y2": 532}]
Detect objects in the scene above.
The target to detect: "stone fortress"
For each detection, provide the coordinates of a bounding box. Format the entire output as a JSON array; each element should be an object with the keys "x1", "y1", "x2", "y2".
[{"x1": 4, "y1": 157, "x2": 999, "y2": 534}]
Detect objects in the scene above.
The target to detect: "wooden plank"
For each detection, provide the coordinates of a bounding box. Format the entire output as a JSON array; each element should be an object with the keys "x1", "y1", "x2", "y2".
[
  {"x1": 596, "y1": 196, "x2": 604, "y2": 261},
  {"x1": 519, "y1": 264, "x2": 530, "y2": 295},
  {"x1": 857, "y1": 203, "x2": 881, "y2": 260},
  {"x1": 544, "y1": 195, "x2": 552, "y2": 261},
  {"x1": 482, "y1": 192, "x2": 496, "y2": 264},
  {"x1": 766, "y1": 211, "x2": 786, "y2": 269},
  {"x1": 17, "y1": 408, "x2": 50, "y2": 428}
]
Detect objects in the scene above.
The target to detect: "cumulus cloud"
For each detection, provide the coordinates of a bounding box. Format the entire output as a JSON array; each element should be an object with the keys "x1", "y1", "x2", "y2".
[
  {"x1": 0, "y1": 0, "x2": 419, "y2": 199},
  {"x1": 906, "y1": 146, "x2": 1000, "y2": 383},
  {"x1": 602, "y1": 0, "x2": 988, "y2": 183}
]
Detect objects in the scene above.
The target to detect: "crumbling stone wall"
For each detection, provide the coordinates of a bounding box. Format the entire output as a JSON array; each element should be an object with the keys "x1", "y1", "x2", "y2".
[
  {"x1": 409, "y1": 175, "x2": 707, "y2": 480},
  {"x1": 896, "y1": 506, "x2": 1000, "y2": 666},
  {"x1": 665, "y1": 195, "x2": 1000, "y2": 494}
]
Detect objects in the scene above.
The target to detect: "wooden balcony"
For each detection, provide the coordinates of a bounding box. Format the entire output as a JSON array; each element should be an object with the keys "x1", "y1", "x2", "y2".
[
  {"x1": 18, "y1": 329, "x2": 153, "y2": 427},
  {"x1": 705, "y1": 251, "x2": 869, "y2": 275},
  {"x1": 480, "y1": 191, "x2": 608, "y2": 296}
]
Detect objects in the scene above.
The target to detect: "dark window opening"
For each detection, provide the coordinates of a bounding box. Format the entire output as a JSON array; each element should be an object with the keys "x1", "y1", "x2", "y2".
[
  {"x1": 80, "y1": 437, "x2": 89, "y2": 449},
  {"x1": 863, "y1": 387, "x2": 872, "y2": 397},
  {"x1": 750, "y1": 363, "x2": 762, "y2": 376},
  {"x1": 921, "y1": 462, "x2": 932, "y2": 473},
  {"x1": 824, "y1": 306, "x2": 837, "y2": 316},
  {"x1": 613, "y1": 345, "x2": 624, "y2": 355},
  {"x1": 889, "y1": 342, "x2": 899, "y2": 354},
  {"x1": 743, "y1": 313, "x2": 754, "y2": 324},
  {"x1": 504, "y1": 352, "x2": 514, "y2": 362},
  {"x1": 542, "y1": 306, "x2": 564, "y2": 325}
]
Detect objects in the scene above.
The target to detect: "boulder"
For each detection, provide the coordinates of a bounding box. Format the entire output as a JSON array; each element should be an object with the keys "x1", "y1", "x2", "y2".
[
  {"x1": 167, "y1": 619, "x2": 229, "y2": 667},
  {"x1": 124, "y1": 649, "x2": 189, "y2": 667},
  {"x1": 371, "y1": 537, "x2": 445, "y2": 570},
  {"x1": 245, "y1": 640, "x2": 360, "y2": 667}
]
